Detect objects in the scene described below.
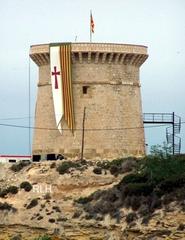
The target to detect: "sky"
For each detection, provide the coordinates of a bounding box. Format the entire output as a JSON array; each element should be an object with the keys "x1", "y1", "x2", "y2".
[{"x1": 0, "y1": 0, "x2": 184, "y2": 155}]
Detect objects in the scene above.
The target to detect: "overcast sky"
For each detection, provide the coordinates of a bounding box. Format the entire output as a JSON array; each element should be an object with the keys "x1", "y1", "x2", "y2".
[{"x1": 0, "y1": 0, "x2": 184, "y2": 155}]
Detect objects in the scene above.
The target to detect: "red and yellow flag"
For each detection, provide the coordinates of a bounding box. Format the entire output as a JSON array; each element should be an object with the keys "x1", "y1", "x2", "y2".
[{"x1": 90, "y1": 12, "x2": 95, "y2": 33}]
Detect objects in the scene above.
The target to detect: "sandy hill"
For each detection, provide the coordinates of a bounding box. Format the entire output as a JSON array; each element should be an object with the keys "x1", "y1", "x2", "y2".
[{"x1": 0, "y1": 157, "x2": 185, "y2": 240}]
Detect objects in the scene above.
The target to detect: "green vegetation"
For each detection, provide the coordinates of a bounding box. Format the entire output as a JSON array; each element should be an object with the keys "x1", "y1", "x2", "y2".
[
  {"x1": 26, "y1": 199, "x2": 38, "y2": 209},
  {"x1": 0, "y1": 185, "x2": 19, "y2": 198},
  {"x1": 138, "y1": 155, "x2": 185, "y2": 184},
  {"x1": 50, "y1": 162, "x2": 56, "y2": 169},
  {"x1": 97, "y1": 158, "x2": 127, "y2": 169},
  {"x1": 20, "y1": 181, "x2": 32, "y2": 192},
  {"x1": 10, "y1": 161, "x2": 30, "y2": 172},
  {"x1": 119, "y1": 173, "x2": 148, "y2": 185},
  {"x1": 0, "y1": 188, "x2": 9, "y2": 198},
  {"x1": 125, "y1": 212, "x2": 137, "y2": 223},
  {"x1": 10, "y1": 234, "x2": 22, "y2": 240},
  {"x1": 33, "y1": 236, "x2": 51, "y2": 240},
  {"x1": 44, "y1": 193, "x2": 51, "y2": 200},
  {"x1": 7, "y1": 186, "x2": 19, "y2": 194},
  {"x1": 0, "y1": 202, "x2": 17, "y2": 212},
  {"x1": 150, "y1": 142, "x2": 171, "y2": 158},
  {"x1": 124, "y1": 182, "x2": 154, "y2": 196},
  {"x1": 48, "y1": 218, "x2": 55, "y2": 223},
  {"x1": 75, "y1": 196, "x2": 93, "y2": 204},
  {"x1": 76, "y1": 154, "x2": 185, "y2": 222},
  {"x1": 96, "y1": 157, "x2": 137, "y2": 175},
  {"x1": 56, "y1": 161, "x2": 80, "y2": 174},
  {"x1": 93, "y1": 167, "x2": 102, "y2": 175}
]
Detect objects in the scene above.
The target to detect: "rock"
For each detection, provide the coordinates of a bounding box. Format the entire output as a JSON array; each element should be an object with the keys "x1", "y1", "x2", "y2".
[
  {"x1": 10, "y1": 234, "x2": 22, "y2": 240},
  {"x1": 177, "y1": 223, "x2": 185, "y2": 231}
]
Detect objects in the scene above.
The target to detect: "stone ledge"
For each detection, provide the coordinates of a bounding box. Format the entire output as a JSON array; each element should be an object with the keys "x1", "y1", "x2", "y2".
[
  {"x1": 30, "y1": 42, "x2": 147, "y2": 54},
  {"x1": 30, "y1": 42, "x2": 148, "y2": 67}
]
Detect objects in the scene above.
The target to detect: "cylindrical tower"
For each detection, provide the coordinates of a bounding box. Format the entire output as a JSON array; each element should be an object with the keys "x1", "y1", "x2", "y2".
[{"x1": 30, "y1": 43, "x2": 148, "y2": 160}]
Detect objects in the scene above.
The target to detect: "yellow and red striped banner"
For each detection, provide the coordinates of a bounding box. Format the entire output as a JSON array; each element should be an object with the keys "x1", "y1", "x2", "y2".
[
  {"x1": 60, "y1": 44, "x2": 75, "y2": 133},
  {"x1": 50, "y1": 43, "x2": 75, "y2": 133}
]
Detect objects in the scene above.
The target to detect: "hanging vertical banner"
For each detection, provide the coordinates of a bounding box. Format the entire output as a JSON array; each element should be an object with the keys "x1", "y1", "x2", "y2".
[
  {"x1": 50, "y1": 43, "x2": 75, "y2": 134},
  {"x1": 60, "y1": 43, "x2": 75, "y2": 132},
  {"x1": 50, "y1": 45, "x2": 64, "y2": 133}
]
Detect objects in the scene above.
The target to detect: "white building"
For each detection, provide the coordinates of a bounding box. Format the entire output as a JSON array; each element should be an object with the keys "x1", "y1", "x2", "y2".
[{"x1": 0, "y1": 155, "x2": 31, "y2": 163}]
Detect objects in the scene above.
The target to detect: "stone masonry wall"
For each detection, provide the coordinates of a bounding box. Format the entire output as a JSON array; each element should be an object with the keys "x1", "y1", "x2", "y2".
[{"x1": 32, "y1": 59, "x2": 145, "y2": 159}]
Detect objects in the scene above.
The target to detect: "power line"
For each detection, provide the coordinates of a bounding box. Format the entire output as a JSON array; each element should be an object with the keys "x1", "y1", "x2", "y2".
[
  {"x1": 0, "y1": 115, "x2": 184, "y2": 122},
  {"x1": 0, "y1": 121, "x2": 184, "y2": 131},
  {"x1": 0, "y1": 117, "x2": 31, "y2": 121}
]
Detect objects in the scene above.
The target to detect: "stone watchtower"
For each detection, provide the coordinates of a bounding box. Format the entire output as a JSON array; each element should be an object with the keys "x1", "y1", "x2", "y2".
[{"x1": 30, "y1": 43, "x2": 148, "y2": 160}]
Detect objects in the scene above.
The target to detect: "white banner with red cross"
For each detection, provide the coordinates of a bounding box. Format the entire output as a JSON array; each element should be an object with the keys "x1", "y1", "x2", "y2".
[{"x1": 50, "y1": 46, "x2": 64, "y2": 133}]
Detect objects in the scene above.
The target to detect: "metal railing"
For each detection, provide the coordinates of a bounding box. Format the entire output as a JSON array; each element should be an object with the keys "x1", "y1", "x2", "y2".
[{"x1": 143, "y1": 112, "x2": 181, "y2": 155}]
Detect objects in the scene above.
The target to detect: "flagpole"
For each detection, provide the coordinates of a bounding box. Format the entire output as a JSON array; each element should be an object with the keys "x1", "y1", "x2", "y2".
[{"x1": 90, "y1": 10, "x2": 92, "y2": 42}]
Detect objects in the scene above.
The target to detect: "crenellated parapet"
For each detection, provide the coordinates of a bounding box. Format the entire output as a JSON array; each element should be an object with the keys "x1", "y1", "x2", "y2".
[{"x1": 30, "y1": 42, "x2": 148, "y2": 67}]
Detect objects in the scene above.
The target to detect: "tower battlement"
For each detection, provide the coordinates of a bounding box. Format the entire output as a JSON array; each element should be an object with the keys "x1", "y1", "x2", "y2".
[{"x1": 30, "y1": 42, "x2": 147, "y2": 66}]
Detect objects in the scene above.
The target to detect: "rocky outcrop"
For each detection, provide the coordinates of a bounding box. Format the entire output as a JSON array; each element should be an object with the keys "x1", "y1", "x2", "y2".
[{"x1": 0, "y1": 160, "x2": 185, "y2": 240}]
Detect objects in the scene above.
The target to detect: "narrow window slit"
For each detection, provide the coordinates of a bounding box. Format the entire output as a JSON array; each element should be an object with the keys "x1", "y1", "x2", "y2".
[{"x1": 83, "y1": 86, "x2": 89, "y2": 94}]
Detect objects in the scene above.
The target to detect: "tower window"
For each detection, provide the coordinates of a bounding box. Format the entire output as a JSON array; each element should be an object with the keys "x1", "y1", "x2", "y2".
[{"x1": 83, "y1": 86, "x2": 89, "y2": 94}]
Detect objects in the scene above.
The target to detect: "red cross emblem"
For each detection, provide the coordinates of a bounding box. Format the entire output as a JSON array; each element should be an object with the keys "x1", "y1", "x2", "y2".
[{"x1": 52, "y1": 66, "x2": 60, "y2": 89}]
